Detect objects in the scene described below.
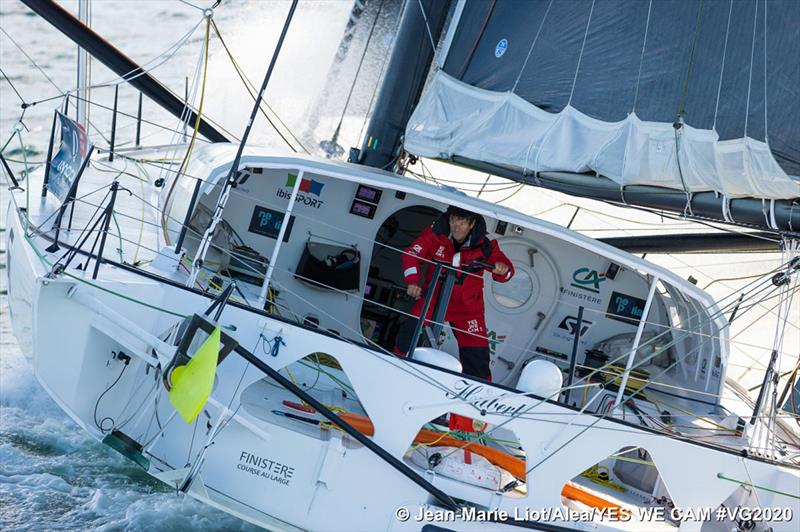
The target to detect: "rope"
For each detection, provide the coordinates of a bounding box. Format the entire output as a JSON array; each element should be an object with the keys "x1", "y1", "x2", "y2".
[
  {"x1": 327, "y1": 0, "x2": 387, "y2": 152},
  {"x1": 716, "y1": 472, "x2": 800, "y2": 500},
  {"x1": 511, "y1": 0, "x2": 553, "y2": 93},
  {"x1": 0, "y1": 26, "x2": 63, "y2": 92},
  {"x1": 568, "y1": 0, "x2": 595, "y2": 105},
  {"x1": 631, "y1": 0, "x2": 653, "y2": 112},
  {"x1": 416, "y1": 0, "x2": 438, "y2": 60},
  {"x1": 0, "y1": 66, "x2": 26, "y2": 103},
  {"x1": 210, "y1": 19, "x2": 306, "y2": 153},
  {"x1": 677, "y1": 0, "x2": 705, "y2": 120},
  {"x1": 161, "y1": 15, "x2": 212, "y2": 246},
  {"x1": 713, "y1": 0, "x2": 734, "y2": 130}
]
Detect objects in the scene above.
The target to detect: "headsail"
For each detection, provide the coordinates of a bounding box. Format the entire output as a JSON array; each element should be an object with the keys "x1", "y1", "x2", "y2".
[{"x1": 405, "y1": 0, "x2": 799, "y2": 228}]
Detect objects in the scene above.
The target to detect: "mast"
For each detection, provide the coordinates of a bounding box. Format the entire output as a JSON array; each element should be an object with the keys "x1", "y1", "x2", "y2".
[
  {"x1": 22, "y1": 0, "x2": 229, "y2": 143},
  {"x1": 75, "y1": 0, "x2": 90, "y2": 129},
  {"x1": 356, "y1": 0, "x2": 451, "y2": 170}
]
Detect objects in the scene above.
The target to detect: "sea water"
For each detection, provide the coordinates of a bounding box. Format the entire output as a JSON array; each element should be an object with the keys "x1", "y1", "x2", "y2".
[{"x1": 0, "y1": 0, "x2": 398, "y2": 529}]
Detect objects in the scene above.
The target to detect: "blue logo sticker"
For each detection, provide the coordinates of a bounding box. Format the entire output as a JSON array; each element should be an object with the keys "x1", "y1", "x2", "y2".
[{"x1": 495, "y1": 38, "x2": 508, "y2": 58}]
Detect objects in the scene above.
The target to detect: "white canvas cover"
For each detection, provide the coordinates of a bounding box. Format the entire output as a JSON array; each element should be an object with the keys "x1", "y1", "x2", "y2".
[{"x1": 405, "y1": 72, "x2": 799, "y2": 200}]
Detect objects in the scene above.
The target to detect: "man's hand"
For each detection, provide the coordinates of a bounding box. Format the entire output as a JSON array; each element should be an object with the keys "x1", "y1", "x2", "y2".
[
  {"x1": 407, "y1": 284, "x2": 423, "y2": 299},
  {"x1": 492, "y1": 262, "x2": 510, "y2": 276}
]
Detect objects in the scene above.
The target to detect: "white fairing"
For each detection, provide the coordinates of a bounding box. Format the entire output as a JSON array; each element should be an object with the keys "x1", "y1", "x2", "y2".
[
  {"x1": 412, "y1": 347, "x2": 463, "y2": 373},
  {"x1": 405, "y1": 71, "x2": 799, "y2": 199},
  {"x1": 516, "y1": 359, "x2": 563, "y2": 399}
]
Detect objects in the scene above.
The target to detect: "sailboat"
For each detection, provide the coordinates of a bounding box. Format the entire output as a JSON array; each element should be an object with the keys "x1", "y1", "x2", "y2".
[{"x1": 3, "y1": 0, "x2": 799, "y2": 530}]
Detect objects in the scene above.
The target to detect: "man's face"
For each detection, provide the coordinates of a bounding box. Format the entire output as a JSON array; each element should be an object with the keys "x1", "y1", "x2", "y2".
[{"x1": 449, "y1": 215, "x2": 475, "y2": 244}]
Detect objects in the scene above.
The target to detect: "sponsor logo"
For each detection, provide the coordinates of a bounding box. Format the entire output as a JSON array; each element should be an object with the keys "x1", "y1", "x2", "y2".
[
  {"x1": 557, "y1": 315, "x2": 593, "y2": 337},
  {"x1": 237, "y1": 451, "x2": 295, "y2": 486},
  {"x1": 435, "y1": 245, "x2": 446, "y2": 258},
  {"x1": 559, "y1": 286, "x2": 603, "y2": 305},
  {"x1": 276, "y1": 187, "x2": 324, "y2": 209},
  {"x1": 446, "y1": 380, "x2": 528, "y2": 416},
  {"x1": 285, "y1": 173, "x2": 324, "y2": 196},
  {"x1": 570, "y1": 267, "x2": 607, "y2": 293},
  {"x1": 606, "y1": 291, "x2": 646, "y2": 326},
  {"x1": 495, "y1": 38, "x2": 508, "y2": 58},
  {"x1": 553, "y1": 315, "x2": 594, "y2": 344},
  {"x1": 276, "y1": 173, "x2": 325, "y2": 209},
  {"x1": 411, "y1": 244, "x2": 423, "y2": 255},
  {"x1": 466, "y1": 319, "x2": 480, "y2": 334},
  {"x1": 487, "y1": 330, "x2": 507, "y2": 355}
]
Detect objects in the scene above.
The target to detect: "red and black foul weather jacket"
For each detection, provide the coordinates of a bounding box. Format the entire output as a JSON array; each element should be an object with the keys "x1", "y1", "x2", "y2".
[{"x1": 401, "y1": 213, "x2": 514, "y2": 320}]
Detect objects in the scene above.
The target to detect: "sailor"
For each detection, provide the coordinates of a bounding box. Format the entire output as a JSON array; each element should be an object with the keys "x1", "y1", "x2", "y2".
[{"x1": 394, "y1": 206, "x2": 514, "y2": 381}]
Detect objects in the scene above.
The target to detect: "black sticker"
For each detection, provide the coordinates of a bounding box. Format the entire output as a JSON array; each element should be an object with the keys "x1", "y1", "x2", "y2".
[
  {"x1": 606, "y1": 291, "x2": 647, "y2": 325},
  {"x1": 248, "y1": 206, "x2": 294, "y2": 242},
  {"x1": 349, "y1": 199, "x2": 377, "y2": 219}
]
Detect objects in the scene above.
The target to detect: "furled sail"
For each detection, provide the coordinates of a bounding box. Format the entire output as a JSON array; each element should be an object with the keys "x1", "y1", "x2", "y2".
[{"x1": 406, "y1": 0, "x2": 799, "y2": 203}]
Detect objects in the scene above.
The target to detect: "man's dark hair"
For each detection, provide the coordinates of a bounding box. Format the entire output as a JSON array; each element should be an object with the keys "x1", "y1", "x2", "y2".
[{"x1": 446, "y1": 205, "x2": 477, "y2": 223}]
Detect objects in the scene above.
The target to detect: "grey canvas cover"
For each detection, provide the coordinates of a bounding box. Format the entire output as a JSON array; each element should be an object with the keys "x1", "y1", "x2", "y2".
[{"x1": 405, "y1": 0, "x2": 799, "y2": 200}]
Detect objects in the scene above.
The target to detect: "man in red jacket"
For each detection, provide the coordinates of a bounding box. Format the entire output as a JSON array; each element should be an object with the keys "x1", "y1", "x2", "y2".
[{"x1": 394, "y1": 206, "x2": 514, "y2": 381}]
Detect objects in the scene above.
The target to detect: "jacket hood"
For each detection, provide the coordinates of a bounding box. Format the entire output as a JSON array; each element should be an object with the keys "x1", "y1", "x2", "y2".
[{"x1": 431, "y1": 211, "x2": 488, "y2": 249}]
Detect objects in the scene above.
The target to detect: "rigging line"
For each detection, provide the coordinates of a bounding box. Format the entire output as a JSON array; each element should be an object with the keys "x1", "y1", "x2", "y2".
[
  {"x1": 511, "y1": 0, "x2": 553, "y2": 93},
  {"x1": 0, "y1": 67, "x2": 26, "y2": 103},
  {"x1": 528, "y1": 324, "x2": 726, "y2": 474},
  {"x1": 329, "y1": 0, "x2": 387, "y2": 146},
  {"x1": 26, "y1": 216, "x2": 788, "y2": 432},
  {"x1": 456, "y1": 0, "x2": 496, "y2": 79},
  {"x1": 743, "y1": 0, "x2": 759, "y2": 137},
  {"x1": 416, "y1": 0, "x2": 438, "y2": 62},
  {"x1": 0, "y1": 26, "x2": 62, "y2": 92},
  {"x1": 773, "y1": 246, "x2": 798, "y2": 350},
  {"x1": 161, "y1": 15, "x2": 212, "y2": 246},
  {"x1": 568, "y1": 0, "x2": 596, "y2": 105},
  {"x1": 77, "y1": 153, "x2": 785, "y2": 339},
  {"x1": 158, "y1": 24, "x2": 210, "y2": 238},
  {"x1": 188, "y1": 0, "x2": 300, "y2": 287},
  {"x1": 203, "y1": 189, "x2": 492, "y2": 284},
  {"x1": 564, "y1": 280, "x2": 780, "y2": 387},
  {"x1": 631, "y1": 0, "x2": 653, "y2": 112},
  {"x1": 66, "y1": 93, "x2": 213, "y2": 143},
  {"x1": 677, "y1": 0, "x2": 705, "y2": 120},
  {"x1": 713, "y1": 0, "x2": 734, "y2": 130},
  {"x1": 111, "y1": 189, "x2": 780, "y2": 366},
  {"x1": 74, "y1": 214, "x2": 788, "y2": 365},
  {"x1": 266, "y1": 278, "x2": 456, "y2": 396},
  {"x1": 731, "y1": 290, "x2": 799, "y2": 341},
  {"x1": 703, "y1": 270, "x2": 781, "y2": 290},
  {"x1": 475, "y1": 175, "x2": 491, "y2": 198},
  {"x1": 496, "y1": 183, "x2": 525, "y2": 204},
  {"x1": 177, "y1": 0, "x2": 204, "y2": 11},
  {"x1": 356, "y1": 0, "x2": 397, "y2": 148},
  {"x1": 72, "y1": 15, "x2": 206, "y2": 93},
  {"x1": 12, "y1": 208, "x2": 187, "y2": 318},
  {"x1": 210, "y1": 19, "x2": 305, "y2": 153},
  {"x1": 405, "y1": 170, "x2": 522, "y2": 193}
]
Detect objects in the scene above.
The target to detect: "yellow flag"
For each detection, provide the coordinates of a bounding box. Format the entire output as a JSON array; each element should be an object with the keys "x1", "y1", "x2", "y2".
[{"x1": 169, "y1": 326, "x2": 221, "y2": 423}]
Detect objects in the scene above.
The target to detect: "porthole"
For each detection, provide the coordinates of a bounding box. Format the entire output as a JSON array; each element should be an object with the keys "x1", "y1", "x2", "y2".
[{"x1": 492, "y1": 269, "x2": 533, "y2": 309}]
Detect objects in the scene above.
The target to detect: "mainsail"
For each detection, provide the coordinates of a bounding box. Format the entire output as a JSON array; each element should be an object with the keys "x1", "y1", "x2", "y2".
[{"x1": 405, "y1": 0, "x2": 800, "y2": 231}]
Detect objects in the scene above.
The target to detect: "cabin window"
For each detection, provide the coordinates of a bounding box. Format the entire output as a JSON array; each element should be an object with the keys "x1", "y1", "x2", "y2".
[
  {"x1": 360, "y1": 206, "x2": 441, "y2": 349},
  {"x1": 491, "y1": 269, "x2": 533, "y2": 309}
]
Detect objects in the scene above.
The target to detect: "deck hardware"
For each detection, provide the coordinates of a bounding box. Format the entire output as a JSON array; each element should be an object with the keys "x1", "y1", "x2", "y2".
[{"x1": 528, "y1": 247, "x2": 537, "y2": 267}]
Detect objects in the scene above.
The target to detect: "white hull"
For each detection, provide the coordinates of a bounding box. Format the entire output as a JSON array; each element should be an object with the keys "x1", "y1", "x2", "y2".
[{"x1": 6, "y1": 148, "x2": 799, "y2": 531}]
